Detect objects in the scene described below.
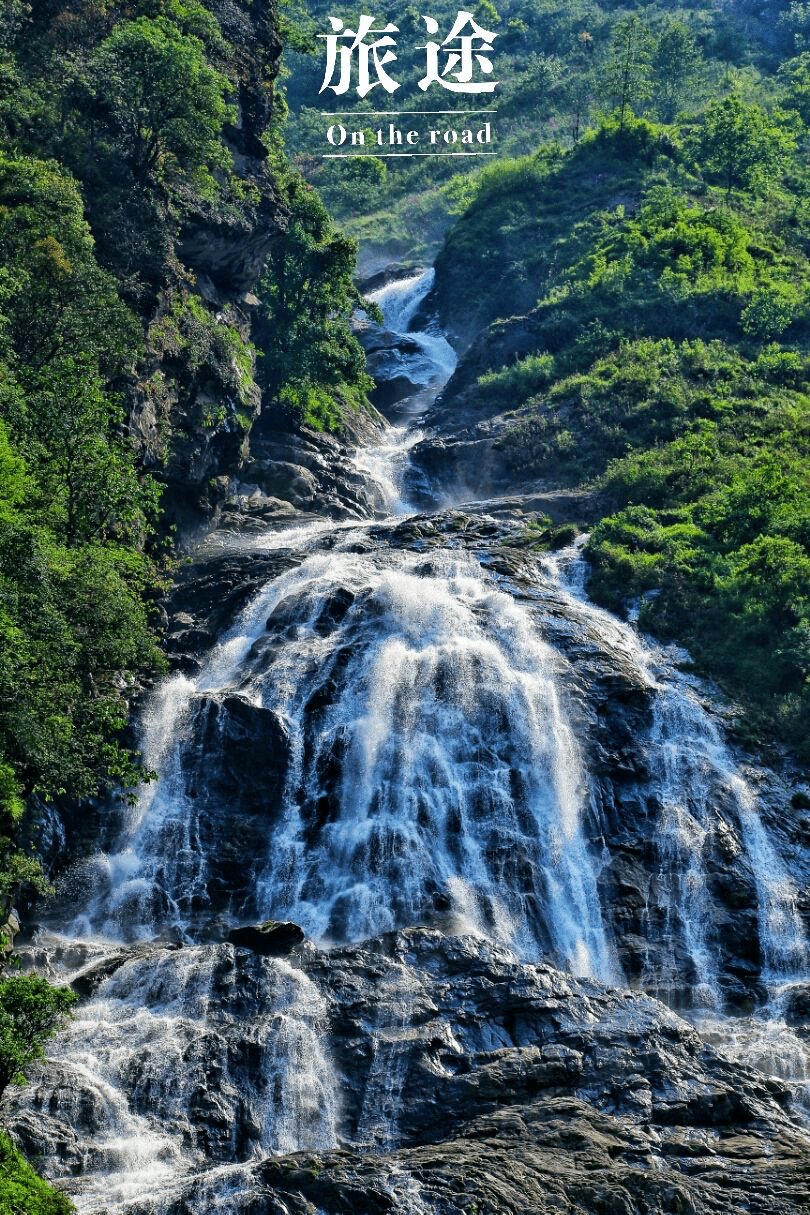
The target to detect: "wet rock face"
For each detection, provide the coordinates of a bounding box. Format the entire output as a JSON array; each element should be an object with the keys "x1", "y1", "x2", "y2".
[
  {"x1": 177, "y1": 695, "x2": 290, "y2": 910},
  {"x1": 137, "y1": 510, "x2": 810, "y2": 1011},
  {"x1": 355, "y1": 320, "x2": 428, "y2": 414},
  {"x1": 18, "y1": 929, "x2": 808, "y2": 1215},
  {"x1": 225, "y1": 419, "x2": 385, "y2": 531}
]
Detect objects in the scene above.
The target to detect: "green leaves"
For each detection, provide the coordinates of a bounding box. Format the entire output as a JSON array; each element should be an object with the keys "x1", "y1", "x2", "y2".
[
  {"x1": 602, "y1": 15, "x2": 654, "y2": 130},
  {"x1": 0, "y1": 1131, "x2": 74, "y2": 1214},
  {"x1": 90, "y1": 16, "x2": 234, "y2": 186},
  {"x1": 651, "y1": 19, "x2": 702, "y2": 124},
  {"x1": 256, "y1": 179, "x2": 372, "y2": 430},
  {"x1": 0, "y1": 153, "x2": 163, "y2": 879},
  {"x1": 695, "y1": 94, "x2": 797, "y2": 199},
  {"x1": 0, "y1": 974, "x2": 75, "y2": 1098},
  {"x1": 0, "y1": 523, "x2": 162, "y2": 802},
  {"x1": 740, "y1": 285, "x2": 799, "y2": 339},
  {"x1": 0, "y1": 153, "x2": 139, "y2": 377}
]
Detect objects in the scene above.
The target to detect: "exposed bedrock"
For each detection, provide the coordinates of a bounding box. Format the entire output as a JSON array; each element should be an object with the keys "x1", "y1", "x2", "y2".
[
  {"x1": 107, "y1": 510, "x2": 810, "y2": 1013},
  {"x1": 11, "y1": 929, "x2": 809, "y2": 1214}
]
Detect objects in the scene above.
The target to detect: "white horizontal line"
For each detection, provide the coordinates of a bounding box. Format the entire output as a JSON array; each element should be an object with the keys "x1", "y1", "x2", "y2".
[
  {"x1": 322, "y1": 152, "x2": 497, "y2": 157},
  {"x1": 320, "y1": 109, "x2": 497, "y2": 115}
]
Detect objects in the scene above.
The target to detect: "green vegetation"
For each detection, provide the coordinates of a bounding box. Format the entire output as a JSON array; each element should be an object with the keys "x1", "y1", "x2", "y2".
[
  {"x1": 0, "y1": 0, "x2": 373, "y2": 903},
  {"x1": 428, "y1": 104, "x2": 810, "y2": 757},
  {"x1": 0, "y1": 148, "x2": 163, "y2": 871},
  {"x1": 255, "y1": 178, "x2": 374, "y2": 430},
  {"x1": 90, "y1": 17, "x2": 234, "y2": 188},
  {"x1": 281, "y1": 0, "x2": 805, "y2": 258},
  {"x1": 0, "y1": 1131, "x2": 73, "y2": 1214},
  {"x1": 696, "y1": 93, "x2": 796, "y2": 198},
  {"x1": 0, "y1": 975, "x2": 76, "y2": 1101}
]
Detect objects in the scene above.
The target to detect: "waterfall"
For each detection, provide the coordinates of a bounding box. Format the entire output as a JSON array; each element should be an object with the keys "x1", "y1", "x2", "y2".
[
  {"x1": 16, "y1": 944, "x2": 337, "y2": 1214},
  {"x1": 545, "y1": 542, "x2": 808, "y2": 1009},
  {"x1": 253, "y1": 548, "x2": 615, "y2": 978},
  {"x1": 365, "y1": 269, "x2": 457, "y2": 390},
  {"x1": 542, "y1": 542, "x2": 810, "y2": 1105},
  {"x1": 643, "y1": 688, "x2": 724, "y2": 1009},
  {"x1": 67, "y1": 544, "x2": 615, "y2": 982},
  {"x1": 13, "y1": 262, "x2": 810, "y2": 1210},
  {"x1": 639, "y1": 677, "x2": 807, "y2": 1009},
  {"x1": 351, "y1": 426, "x2": 423, "y2": 517},
  {"x1": 356, "y1": 962, "x2": 421, "y2": 1149}
]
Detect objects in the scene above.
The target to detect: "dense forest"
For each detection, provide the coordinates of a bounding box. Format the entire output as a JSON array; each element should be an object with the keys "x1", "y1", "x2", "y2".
[{"x1": 1, "y1": 0, "x2": 810, "y2": 1205}]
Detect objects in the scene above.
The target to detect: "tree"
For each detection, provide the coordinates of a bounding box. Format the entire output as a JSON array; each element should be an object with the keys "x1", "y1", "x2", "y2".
[
  {"x1": 18, "y1": 358, "x2": 159, "y2": 547},
  {"x1": 696, "y1": 94, "x2": 796, "y2": 199},
  {"x1": 256, "y1": 180, "x2": 373, "y2": 429},
  {"x1": 779, "y1": 52, "x2": 810, "y2": 126},
  {"x1": 602, "y1": 16, "x2": 654, "y2": 131},
  {"x1": 740, "y1": 286, "x2": 798, "y2": 339},
  {"x1": 0, "y1": 154, "x2": 138, "y2": 378},
  {"x1": 90, "y1": 17, "x2": 233, "y2": 185},
  {"x1": 0, "y1": 974, "x2": 75, "y2": 1101},
  {"x1": 651, "y1": 19, "x2": 702, "y2": 123},
  {"x1": 565, "y1": 34, "x2": 595, "y2": 142}
]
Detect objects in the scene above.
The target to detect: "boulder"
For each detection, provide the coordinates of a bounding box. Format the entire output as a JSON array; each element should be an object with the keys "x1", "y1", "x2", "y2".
[{"x1": 227, "y1": 920, "x2": 305, "y2": 955}]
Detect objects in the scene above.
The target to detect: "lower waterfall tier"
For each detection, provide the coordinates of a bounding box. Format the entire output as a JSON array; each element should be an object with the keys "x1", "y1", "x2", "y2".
[{"x1": 10, "y1": 929, "x2": 810, "y2": 1214}]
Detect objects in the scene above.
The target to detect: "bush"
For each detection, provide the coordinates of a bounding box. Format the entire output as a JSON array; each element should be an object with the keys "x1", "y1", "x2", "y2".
[{"x1": 0, "y1": 1132, "x2": 74, "y2": 1214}]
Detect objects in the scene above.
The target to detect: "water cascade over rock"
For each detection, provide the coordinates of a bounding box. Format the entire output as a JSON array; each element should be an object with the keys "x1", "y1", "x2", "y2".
[{"x1": 8, "y1": 270, "x2": 810, "y2": 1214}]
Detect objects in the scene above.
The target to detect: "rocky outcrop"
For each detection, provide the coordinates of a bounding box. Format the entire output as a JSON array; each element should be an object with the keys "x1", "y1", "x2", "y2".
[
  {"x1": 402, "y1": 309, "x2": 574, "y2": 506},
  {"x1": 122, "y1": 0, "x2": 290, "y2": 535},
  {"x1": 227, "y1": 920, "x2": 305, "y2": 954},
  {"x1": 120, "y1": 0, "x2": 388, "y2": 544},
  {"x1": 355, "y1": 321, "x2": 426, "y2": 413},
  {"x1": 12, "y1": 929, "x2": 809, "y2": 1214},
  {"x1": 227, "y1": 414, "x2": 385, "y2": 530}
]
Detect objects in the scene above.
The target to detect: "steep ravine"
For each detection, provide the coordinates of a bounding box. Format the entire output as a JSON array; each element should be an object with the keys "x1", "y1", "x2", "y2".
[{"x1": 8, "y1": 271, "x2": 810, "y2": 1215}]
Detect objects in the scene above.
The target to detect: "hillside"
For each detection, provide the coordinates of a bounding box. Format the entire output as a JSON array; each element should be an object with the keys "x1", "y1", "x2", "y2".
[
  {"x1": 414, "y1": 110, "x2": 810, "y2": 758},
  {"x1": 284, "y1": 0, "x2": 804, "y2": 260}
]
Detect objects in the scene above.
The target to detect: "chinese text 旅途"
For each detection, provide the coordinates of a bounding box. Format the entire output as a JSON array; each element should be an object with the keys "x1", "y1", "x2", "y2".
[{"x1": 318, "y1": 10, "x2": 499, "y2": 97}]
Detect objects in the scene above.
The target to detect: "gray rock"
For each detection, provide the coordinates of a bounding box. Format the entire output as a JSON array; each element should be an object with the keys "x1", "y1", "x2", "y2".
[{"x1": 18, "y1": 929, "x2": 808, "y2": 1214}]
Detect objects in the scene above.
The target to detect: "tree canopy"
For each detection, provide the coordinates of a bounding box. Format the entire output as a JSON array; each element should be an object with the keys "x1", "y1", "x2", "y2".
[
  {"x1": 696, "y1": 95, "x2": 797, "y2": 199},
  {"x1": 90, "y1": 17, "x2": 234, "y2": 187}
]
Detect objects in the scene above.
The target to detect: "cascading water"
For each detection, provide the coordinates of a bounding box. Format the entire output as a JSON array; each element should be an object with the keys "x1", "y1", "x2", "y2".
[
  {"x1": 67, "y1": 543, "x2": 615, "y2": 982},
  {"x1": 352, "y1": 269, "x2": 456, "y2": 512},
  {"x1": 11, "y1": 266, "x2": 810, "y2": 1209},
  {"x1": 365, "y1": 269, "x2": 457, "y2": 393},
  {"x1": 544, "y1": 542, "x2": 810, "y2": 1101}
]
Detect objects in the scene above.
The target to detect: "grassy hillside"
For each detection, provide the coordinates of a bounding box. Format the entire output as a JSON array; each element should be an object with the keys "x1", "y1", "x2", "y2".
[
  {"x1": 282, "y1": 0, "x2": 801, "y2": 259},
  {"x1": 427, "y1": 106, "x2": 810, "y2": 757}
]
